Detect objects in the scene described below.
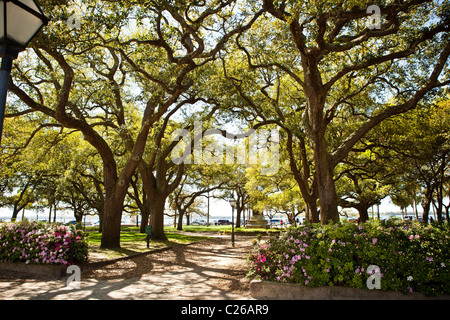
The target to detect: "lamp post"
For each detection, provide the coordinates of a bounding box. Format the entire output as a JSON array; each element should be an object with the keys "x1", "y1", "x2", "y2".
[
  {"x1": 229, "y1": 198, "x2": 236, "y2": 247},
  {"x1": 0, "y1": 0, "x2": 48, "y2": 144}
]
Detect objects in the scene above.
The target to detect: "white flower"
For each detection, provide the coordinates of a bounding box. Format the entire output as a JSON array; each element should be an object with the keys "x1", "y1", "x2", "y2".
[
  {"x1": 407, "y1": 276, "x2": 413, "y2": 282},
  {"x1": 441, "y1": 262, "x2": 446, "y2": 268}
]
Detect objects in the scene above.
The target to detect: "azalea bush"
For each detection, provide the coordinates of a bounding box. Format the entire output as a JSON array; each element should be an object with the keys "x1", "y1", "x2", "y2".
[
  {"x1": 247, "y1": 219, "x2": 450, "y2": 296},
  {"x1": 0, "y1": 220, "x2": 89, "y2": 265}
]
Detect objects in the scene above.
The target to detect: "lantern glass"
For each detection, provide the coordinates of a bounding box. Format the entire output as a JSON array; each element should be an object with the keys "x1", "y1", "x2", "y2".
[
  {"x1": 0, "y1": 0, "x2": 47, "y2": 49},
  {"x1": 17, "y1": 0, "x2": 40, "y2": 12}
]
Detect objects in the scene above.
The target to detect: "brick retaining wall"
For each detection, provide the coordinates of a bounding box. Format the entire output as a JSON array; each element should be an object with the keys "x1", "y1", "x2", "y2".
[
  {"x1": 0, "y1": 262, "x2": 67, "y2": 279},
  {"x1": 250, "y1": 280, "x2": 450, "y2": 300}
]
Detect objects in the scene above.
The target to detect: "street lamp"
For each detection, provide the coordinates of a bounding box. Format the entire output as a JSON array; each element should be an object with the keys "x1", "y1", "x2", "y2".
[
  {"x1": 229, "y1": 198, "x2": 236, "y2": 247},
  {"x1": 0, "y1": 0, "x2": 48, "y2": 144}
]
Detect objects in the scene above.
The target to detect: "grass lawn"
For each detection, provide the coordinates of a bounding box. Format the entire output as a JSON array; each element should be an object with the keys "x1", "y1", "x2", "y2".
[
  {"x1": 164, "y1": 225, "x2": 281, "y2": 234},
  {"x1": 83, "y1": 225, "x2": 279, "y2": 262},
  {"x1": 85, "y1": 226, "x2": 210, "y2": 262}
]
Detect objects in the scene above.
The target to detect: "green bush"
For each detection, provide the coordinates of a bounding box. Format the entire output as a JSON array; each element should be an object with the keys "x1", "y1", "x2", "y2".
[
  {"x1": 247, "y1": 219, "x2": 450, "y2": 296},
  {"x1": 0, "y1": 220, "x2": 89, "y2": 265}
]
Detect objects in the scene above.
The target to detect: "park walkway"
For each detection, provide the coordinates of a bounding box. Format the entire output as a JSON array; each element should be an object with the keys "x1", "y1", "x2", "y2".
[{"x1": 0, "y1": 236, "x2": 254, "y2": 300}]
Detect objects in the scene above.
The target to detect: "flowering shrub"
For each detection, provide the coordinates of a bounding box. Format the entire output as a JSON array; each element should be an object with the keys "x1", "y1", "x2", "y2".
[
  {"x1": 0, "y1": 220, "x2": 89, "y2": 265},
  {"x1": 247, "y1": 219, "x2": 450, "y2": 296}
]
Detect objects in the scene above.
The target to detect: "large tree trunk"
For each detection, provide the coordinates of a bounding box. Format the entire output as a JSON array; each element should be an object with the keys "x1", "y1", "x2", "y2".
[
  {"x1": 11, "y1": 207, "x2": 20, "y2": 221},
  {"x1": 177, "y1": 209, "x2": 184, "y2": 231},
  {"x1": 421, "y1": 184, "x2": 434, "y2": 224},
  {"x1": 305, "y1": 200, "x2": 320, "y2": 223},
  {"x1": 139, "y1": 200, "x2": 151, "y2": 234},
  {"x1": 422, "y1": 199, "x2": 431, "y2": 224},
  {"x1": 101, "y1": 195, "x2": 123, "y2": 248},
  {"x1": 316, "y1": 173, "x2": 339, "y2": 224},
  {"x1": 149, "y1": 194, "x2": 167, "y2": 240},
  {"x1": 139, "y1": 167, "x2": 169, "y2": 240},
  {"x1": 97, "y1": 205, "x2": 104, "y2": 233},
  {"x1": 309, "y1": 100, "x2": 339, "y2": 224},
  {"x1": 101, "y1": 178, "x2": 140, "y2": 248},
  {"x1": 235, "y1": 198, "x2": 244, "y2": 228},
  {"x1": 286, "y1": 129, "x2": 319, "y2": 223},
  {"x1": 235, "y1": 207, "x2": 242, "y2": 228},
  {"x1": 100, "y1": 164, "x2": 133, "y2": 248},
  {"x1": 357, "y1": 205, "x2": 370, "y2": 223},
  {"x1": 434, "y1": 154, "x2": 446, "y2": 223},
  {"x1": 11, "y1": 182, "x2": 31, "y2": 221}
]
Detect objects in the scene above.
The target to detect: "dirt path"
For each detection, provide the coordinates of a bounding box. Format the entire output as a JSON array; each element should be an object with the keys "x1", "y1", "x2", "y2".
[{"x1": 0, "y1": 236, "x2": 255, "y2": 300}]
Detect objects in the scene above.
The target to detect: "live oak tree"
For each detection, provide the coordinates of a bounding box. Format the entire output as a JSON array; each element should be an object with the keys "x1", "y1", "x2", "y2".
[
  {"x1": 127, "y1": 172, "x2": 150, "y2": 233},
  {"x1": 4, "y1": 0, "x2": 449, "y2": 251},
  {"x1": 335, "y1": 160, "x2": 390, "y2": 222},
  {"x1": 8, "y1": 1, "x2": 150, "y2": 248},
  {"x1": 220, "y1": 164, "x2": 250, "y2": 228},
  {"x1": 169, "y1": 164, "x2": 227, "y2": 231},
  {"x1": 48, "y1": 132, "x2": 105, "y2": 226},
  {"x1": 0, "y1": 115, "x2": 58, "y2": 220},
  {"x1": 372, "y1": 99, "x2": 450, "y2": 223},
  {"x1": 5, "y1": 1, "x2": 155, "y2": 246},
  {"x1": 220, "y1": 0, "x2": 449, "y2": 224},
  {"x1": 245, "y1": 160, "x2": 306, "y2": 225},
  {"x1": 1, "y1": 107, "x2": 106, "y2": 224},
  {"x1": 333, "y1": 119, "x2": 394, "y2": 222},
  {"x1": 7, "y1": 0, "x2": 263, "y2": 247},
  {"x1": 129, "y1": 1, "x2": 263, "y2": 240}
]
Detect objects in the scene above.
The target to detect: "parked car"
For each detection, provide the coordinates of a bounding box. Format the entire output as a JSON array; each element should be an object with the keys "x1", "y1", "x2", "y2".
[
  {"x1": 191, "y1": 219, "x2": 207, "y2": 226},
  {"x1": 269, "y1": 218, "x2": 281, "y2": 226},
  {"x1": 216, "y1": 219, "x2": 232, "y2": 225}
]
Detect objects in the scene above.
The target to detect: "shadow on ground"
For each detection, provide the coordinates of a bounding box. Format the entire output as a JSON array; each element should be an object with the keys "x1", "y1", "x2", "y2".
[{"x1": 0, "y1": 237, "x2": 254, "y2": 300}]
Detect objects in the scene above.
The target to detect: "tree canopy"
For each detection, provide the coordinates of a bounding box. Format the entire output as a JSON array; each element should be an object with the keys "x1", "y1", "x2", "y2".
[{"x1": 1, "y1": 0, "x2": 448, "y2": 248}]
